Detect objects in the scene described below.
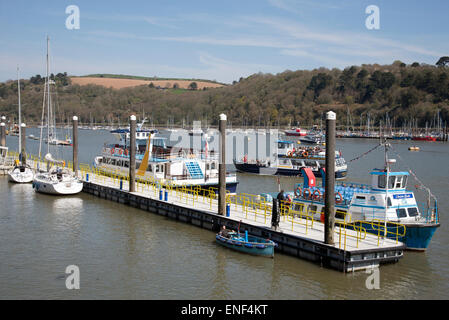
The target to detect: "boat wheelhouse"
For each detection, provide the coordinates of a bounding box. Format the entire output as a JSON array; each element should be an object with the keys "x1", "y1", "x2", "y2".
[
  {"x1": 234, "y1": 140, "x2": 347, "y2": 179},
  {"x1": 94, "y1": 127, "x2": 238, "y2": 193}
]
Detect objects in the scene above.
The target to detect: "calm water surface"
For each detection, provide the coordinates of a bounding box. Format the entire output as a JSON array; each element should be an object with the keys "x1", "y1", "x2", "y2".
[{"x1": 1, "y1": 129, "x2": 448, "y2": 299}]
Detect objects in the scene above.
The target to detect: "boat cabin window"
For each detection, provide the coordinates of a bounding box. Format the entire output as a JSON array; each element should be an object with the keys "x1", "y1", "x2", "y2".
[
  {"x1": 378, "y1": 175, "x2": 386, "y2": 188},
  {"x1": 335, "y1": 210, "x2": 347, "y2": 220},
  {"x1": 387, "y1": 197, "x2": 392, "y2": 207},
  {"x1": 111, "y1": 159, "x2": 116, "y2": 166},
  {"x1": 396, "y1": 208, "x2": 407, "y2": 218},
  {"x1": 278, "y1": 142, "x2": 288, "y2": 149},
  {"x1": 356, "y1": 196, "x2": 366, "y2": 200},
  {"x1": 308, "y1": 205, "x2": 317, "y2": 214},
  {"x1": 293, "y1": 203, "x2": 304, "y2": 213},
  {"x1": 304, "y1": 160, "x2": 316, "y2": 167},
  {"x1": 147, "y1": 165, "x2": 152, "y2": 172},
  {"x1": 395, "y1": 176, "x2": 403, "y2": 189},
  {"x1": 211, "y1": 162, "x2": 216, "y2": 169},
  {"x1": 124, "y1": 161, "x2": 129, "y2": 168},
  {"x1": 280, "y1": 159, "x2": 290, "y2": 165},
  {"x1": 402, "y1": 176, "x2": 408, "y2": 188},
  {"x1": 407, "y1": 207, "x2": 419, "y2": 217},
  {"x1": 388, "y1": 176, "x2": 396, "y2": 189},
  {"x1": 156, "y1": 165, "x2": 160, "y2": 173}
]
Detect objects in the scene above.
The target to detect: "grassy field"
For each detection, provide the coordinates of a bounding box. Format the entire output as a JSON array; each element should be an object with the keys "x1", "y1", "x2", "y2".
[{"x1": 70, "y1": 75, "x2": 226, "y2": 90}]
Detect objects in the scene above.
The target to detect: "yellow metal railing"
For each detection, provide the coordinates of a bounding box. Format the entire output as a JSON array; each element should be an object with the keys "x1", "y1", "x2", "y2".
[
  {"x1": 356, "y1": 219, "x2": 407, "y2": 245},
  {"x1": 60, "y1": 161, "x2": 406, "y2": 250}
]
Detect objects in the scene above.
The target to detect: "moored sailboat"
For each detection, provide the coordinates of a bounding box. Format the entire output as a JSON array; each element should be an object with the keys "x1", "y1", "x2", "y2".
[
  {"x1": 8, "y1": 67, "x2": 34, "y2": 183},
  {"x1": 32, "y1": 36, "x2": 83, "y2": 195}
]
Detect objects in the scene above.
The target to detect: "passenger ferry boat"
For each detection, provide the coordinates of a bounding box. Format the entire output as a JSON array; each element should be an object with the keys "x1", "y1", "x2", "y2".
[
  {"x1": 261, "y1": 144, "x2": 440, "y2": 250},
  {"x1": 94, "y1": 126, "x2": 238, "y2": 193},
  {"x1": 234, "y1": 140, "x2": 347, "y2": 179}
]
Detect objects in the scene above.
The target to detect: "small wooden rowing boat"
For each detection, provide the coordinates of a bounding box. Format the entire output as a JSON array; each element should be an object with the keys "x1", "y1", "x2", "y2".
[
  {"x1": 408, "y1": 146, "x2": 420, "y2": 151},
  {"x1": 215, "y1": 230, "x2": 276, "y2": 257}
]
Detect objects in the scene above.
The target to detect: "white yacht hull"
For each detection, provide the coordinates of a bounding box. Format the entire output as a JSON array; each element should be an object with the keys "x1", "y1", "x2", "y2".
[
  {"x1": 8, "y1": 167, "x2": 34, "y2": 183},
  {"x1": 33, "y1": 176, "x2": 83, "y2": 195}
]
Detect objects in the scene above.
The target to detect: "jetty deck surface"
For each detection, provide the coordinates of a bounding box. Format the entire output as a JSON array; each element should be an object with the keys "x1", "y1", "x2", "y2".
[
  {"x1": 6, "y1": 156, "x2": 405, "y2": 272},
  {"x1": 80, "y1": 172, "x2": 405, "y2": 272}
]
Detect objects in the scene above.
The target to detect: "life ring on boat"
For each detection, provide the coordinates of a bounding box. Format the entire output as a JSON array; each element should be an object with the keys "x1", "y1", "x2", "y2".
[
  {"x1": 124, "y1": 149, "x2": 129, "y2": 156},
  {"x1": 302, "y1": 188, "x2": 311, "y2": 200},
  {"x1": 287, "y1": 151, "x2": 293, "y2": 157},
  {"x1": 111, "y1": 148, "x2": 115, "y2": 155},
  {"x1": 312, "y1": 189, "x2": 321, "y2": 201},
  {"x1": 302, "y1": 151, "x2": 309, "y2": 158},
  {"x1": 119, "y1": 149, "x2": 123, "y2": 155},
  {"x1": 294, "y1": 186, "x2": 302, "y2": 197},
  {"x1": 335, "y1": 192, "x2": 343, "y2": 204}
]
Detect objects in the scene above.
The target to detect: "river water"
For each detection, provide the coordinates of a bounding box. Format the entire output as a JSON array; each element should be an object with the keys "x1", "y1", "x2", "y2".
[{"x1": 1, "y1": 128, "x2": 448, "y2": 299}]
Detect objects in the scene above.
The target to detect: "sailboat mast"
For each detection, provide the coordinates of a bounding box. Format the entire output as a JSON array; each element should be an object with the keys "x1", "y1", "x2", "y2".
[
  {"x1": 46, "y1": 36, "x2": 51, "y2": 154},
  {"x1": 17, "y1": 66, "x2": 22, "y2": 155}
]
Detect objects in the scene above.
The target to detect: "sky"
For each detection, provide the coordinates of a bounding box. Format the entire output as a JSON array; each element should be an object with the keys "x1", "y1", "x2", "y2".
[{"x1": 0, "y1": 0, "x2": 448, "y2": 83}]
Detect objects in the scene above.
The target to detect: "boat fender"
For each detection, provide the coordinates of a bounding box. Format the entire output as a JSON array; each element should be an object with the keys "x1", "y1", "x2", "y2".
[
  {"x1": 335, "y1": 192, "x2": 343, "y2": 204},
  {"x1": 294, "y1": 186, "x2": 302, "y2": 197},
  {"x1": 312, "y1": 189, "x2": 321, "y2": 201},
  {"x1": 303, "y1": 188, "x2": 311, "y2": 200}
]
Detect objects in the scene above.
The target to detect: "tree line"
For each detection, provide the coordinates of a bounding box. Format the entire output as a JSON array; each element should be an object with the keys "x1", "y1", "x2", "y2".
[{"x1": 0, "y1": 60, "x2": 448, "y2": 128}]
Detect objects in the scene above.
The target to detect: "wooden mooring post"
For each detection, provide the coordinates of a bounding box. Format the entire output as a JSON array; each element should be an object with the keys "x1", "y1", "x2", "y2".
[
  {"x1": 129, "y1": 115, "x2": 136, "y2": 192},
  {"x1": 325, "y1": 111, "x2": 336, "y2": 245},
  {"x1": 218, "y1": 113, "x2": 227, "y2": 216}
]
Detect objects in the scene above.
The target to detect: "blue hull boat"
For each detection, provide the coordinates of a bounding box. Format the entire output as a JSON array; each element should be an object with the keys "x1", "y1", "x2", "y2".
[
  {"x1": 346, "y1": 221, "x2": 440, "y2": 251},
  {"x1": 215, "y1": 231, "x2": 276, "y2": 257}
]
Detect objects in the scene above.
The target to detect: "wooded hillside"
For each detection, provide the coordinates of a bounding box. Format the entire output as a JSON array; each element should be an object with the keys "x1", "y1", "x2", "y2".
[{"x1": 1, "y1": 61, "x2": 448, "y2": 128}]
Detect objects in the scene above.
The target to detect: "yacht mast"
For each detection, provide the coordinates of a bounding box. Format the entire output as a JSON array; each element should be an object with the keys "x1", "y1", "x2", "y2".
[
  {"x1": 17, "y1": 66, "x2": 22, "y2": 157},
  {"x1": 46, "y1": 36, "x2": 51, "y2": 154}
]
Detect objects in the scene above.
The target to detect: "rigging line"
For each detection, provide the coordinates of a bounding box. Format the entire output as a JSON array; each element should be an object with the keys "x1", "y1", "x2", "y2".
[
  {"x1": 389, "y1": 145, "x2": 437, "y2": 201},
  {"x1": 347, "y1": 143, "x2": 383, "y2": 163}
]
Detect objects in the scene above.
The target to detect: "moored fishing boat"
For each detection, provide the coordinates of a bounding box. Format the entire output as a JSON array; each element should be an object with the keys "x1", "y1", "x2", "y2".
[{"x1": 215, "y1": 229, "x2": 276, "y2": 257}]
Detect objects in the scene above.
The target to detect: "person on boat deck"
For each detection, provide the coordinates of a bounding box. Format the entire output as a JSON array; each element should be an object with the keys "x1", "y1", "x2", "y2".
[{"x1": 219, "y1": 226, "x2": 230, "y2": 238}]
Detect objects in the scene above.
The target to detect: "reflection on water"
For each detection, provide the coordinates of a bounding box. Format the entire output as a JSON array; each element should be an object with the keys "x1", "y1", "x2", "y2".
[{"x1": 1, "y1": 131, "x2": 449, "y2": 299}]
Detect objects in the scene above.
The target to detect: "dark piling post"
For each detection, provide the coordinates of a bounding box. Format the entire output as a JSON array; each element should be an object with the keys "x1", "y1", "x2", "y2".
[
  {"x1": 20, "y1": 123, "x2": 26, "y2": 165},
  {"x1": 129, "y1": 115, "x2": 136, "y2": 192},
  {"x1": 218, "y1": 113, "x2": 227, "y2": 215},
  {"x1": 72, "y1": 116, "x2": 78, "y2": 176},
  {"x1": 324, "y1": 111, "x2": 336, "y2": 245},
  {"x1": 0, "y1": 122, "x2": 5, "y2": 157}
]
